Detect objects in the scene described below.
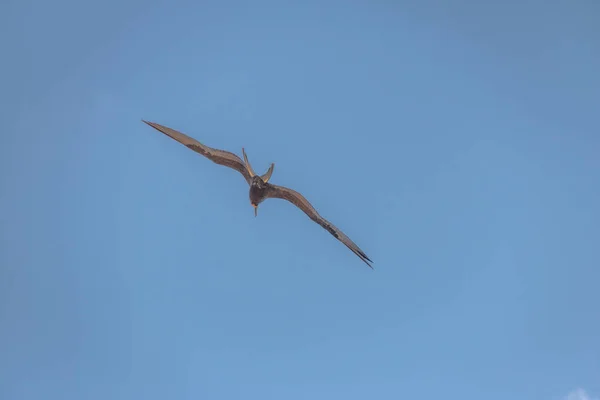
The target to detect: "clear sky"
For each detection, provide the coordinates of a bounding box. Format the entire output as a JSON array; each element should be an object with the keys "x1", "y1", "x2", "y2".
[{"x1": 1, "y1": 0, "x2": 599, "y2": 399}]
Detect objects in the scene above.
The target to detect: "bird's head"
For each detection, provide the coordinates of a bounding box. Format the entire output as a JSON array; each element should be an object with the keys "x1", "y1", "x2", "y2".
[{"x1": 250, "y1": 194, "x2": 265, "y2": 217}]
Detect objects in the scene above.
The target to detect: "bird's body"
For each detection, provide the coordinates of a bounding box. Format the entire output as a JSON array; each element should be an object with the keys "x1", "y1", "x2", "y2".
[
  {"x1": 249, "y1": 176, "x2": 268, "y2": 207},
  {"x1": 142, "y1": 120, "x2": 373, "y2": 268}
]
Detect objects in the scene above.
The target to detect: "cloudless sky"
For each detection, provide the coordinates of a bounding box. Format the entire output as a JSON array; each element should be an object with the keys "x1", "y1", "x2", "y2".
[{"x1": 1, "y1": 0, "x2": 599, "y2": 399}]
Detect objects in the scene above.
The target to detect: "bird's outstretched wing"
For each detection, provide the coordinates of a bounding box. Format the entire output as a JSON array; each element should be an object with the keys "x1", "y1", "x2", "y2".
[
  {"x1": 142, "y1": 120, "x2": 252, "y2": 185},
  {"x1": 265, "y1": 183, "x2": 373, "y2": 268}
]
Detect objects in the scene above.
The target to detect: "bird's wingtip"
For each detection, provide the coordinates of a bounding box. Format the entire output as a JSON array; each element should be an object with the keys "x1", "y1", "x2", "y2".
[
  {"x1": 360, "y1": 251, "x2": 373, "y2": 267},
  {"x1": 357, "y1": 251, "x2": 373, "y2": 269}
]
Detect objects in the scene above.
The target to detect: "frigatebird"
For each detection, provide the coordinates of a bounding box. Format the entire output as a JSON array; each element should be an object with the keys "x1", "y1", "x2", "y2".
[{"x1": 142, "y1": 120, "x2": 373, "y2": 268}]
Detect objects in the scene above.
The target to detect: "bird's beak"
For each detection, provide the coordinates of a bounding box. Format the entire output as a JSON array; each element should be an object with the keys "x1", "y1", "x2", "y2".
[{"x1": 253, "y1": 204, "x2": 258, "y2": 217}]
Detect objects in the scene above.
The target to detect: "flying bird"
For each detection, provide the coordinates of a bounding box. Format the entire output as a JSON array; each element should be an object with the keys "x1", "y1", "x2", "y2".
[{"x1": 142, "y1": 120, "x2": 373, "y2": 268}]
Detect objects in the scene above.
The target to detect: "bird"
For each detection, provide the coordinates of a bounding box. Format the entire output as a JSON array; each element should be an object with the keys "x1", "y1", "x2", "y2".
[{"x1": 142, "y1": 120, "x2": 373, "y2": 268}]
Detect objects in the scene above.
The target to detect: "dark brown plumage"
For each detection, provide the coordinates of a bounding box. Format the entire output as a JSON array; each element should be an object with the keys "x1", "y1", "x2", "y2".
[{"x1": 142, "y1": 120, "x2": 373, "y2": 268}]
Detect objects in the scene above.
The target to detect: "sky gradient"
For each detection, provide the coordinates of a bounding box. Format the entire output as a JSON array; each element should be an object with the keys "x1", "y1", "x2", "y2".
[{"x1": 1, "y1": 0, "x2": 599, "y2": 399}]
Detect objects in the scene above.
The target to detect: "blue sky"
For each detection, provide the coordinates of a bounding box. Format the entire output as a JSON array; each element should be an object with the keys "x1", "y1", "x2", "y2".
[{"x1": 1, "y1": 0, "x2": 599, "y2": 399}]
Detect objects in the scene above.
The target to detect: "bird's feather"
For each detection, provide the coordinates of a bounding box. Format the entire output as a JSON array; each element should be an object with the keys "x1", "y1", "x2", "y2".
[
  {"x1": 265, "y1": 183, "x2": 373, "y2": 268},
  {"x1": 142, "y1": 120, "x2": 252, "y2": 185}
]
